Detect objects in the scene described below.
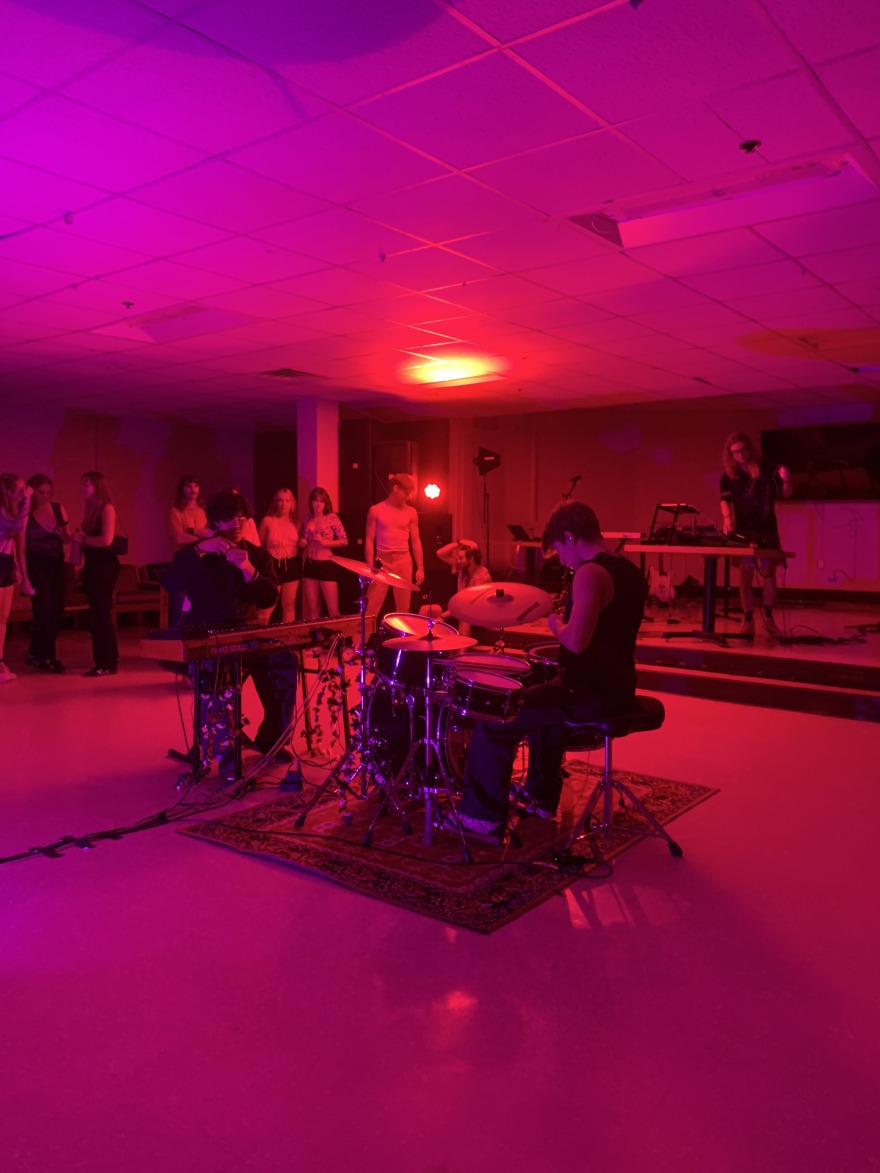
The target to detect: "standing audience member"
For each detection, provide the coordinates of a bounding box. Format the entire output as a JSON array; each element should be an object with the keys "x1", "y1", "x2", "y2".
[
  {"x1": 720, "y1": 432, "x2": 792, "y2": 637},
  {"x1": 24, "y1": 474, "x2": 69, "y2": 673},
  {"x1": 364, "y1": 473, "x2": 424, "y2": 615},
  {"x1": 258, "y1": 488, "x2": 302, "y2": 623},
  {"x1": 302, "y1": 487, "x2": 347, "y2": 621},
  {"x1": 71, "y1": 471, "x2": 120, "y2": 677},
  {"x1": 0, "y1": 473, "x2": 34, "y2": 682},
  {"x1": 167, "y1": 475, "x2": 212, "y2": 627}
]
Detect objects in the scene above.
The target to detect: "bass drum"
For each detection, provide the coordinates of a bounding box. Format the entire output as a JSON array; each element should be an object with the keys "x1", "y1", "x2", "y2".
[
  {"x1": 375, "y1": 612, "x2": 459, "y2": 689},
  {"x1": 365, "y1": 681, "x2": 473, "y2": 790}
]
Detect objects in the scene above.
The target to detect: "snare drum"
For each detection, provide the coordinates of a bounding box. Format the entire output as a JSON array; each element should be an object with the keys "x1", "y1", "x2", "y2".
[
  {"x1": 447, "y1": 669, "x2": 524, "y2": 723},
  {"x1": 452, "y1": 652, "x2": 530, "y2": 677},
  {"x1": 375, "y1": 613, "x2": 458, "y2": 689},
  {"x1": 525, "y1": 641, "x2": 560, "y2": 686}
]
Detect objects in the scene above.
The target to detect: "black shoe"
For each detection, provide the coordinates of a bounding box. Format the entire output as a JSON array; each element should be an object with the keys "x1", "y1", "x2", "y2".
[
  {"x1": 84, "y1": 667, "x2": 117, "y2": 677},
  {"x1": 39, "y1": 659, "x2": 65, "y2": 674},
  {"x1": 24, "y1": 653, "x2": 40, "y2": 667}
]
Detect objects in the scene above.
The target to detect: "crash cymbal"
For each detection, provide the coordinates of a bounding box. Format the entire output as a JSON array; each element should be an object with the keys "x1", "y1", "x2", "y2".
[
  {"x1": 447, "y1": 582, "x2": 553, "y2": 628},
  {"x1": 383, "y1": 634, "x2": 477, "y2": 652},
  {"x1": 331, "y1": 554, "x2": 418, "y2": 593}
]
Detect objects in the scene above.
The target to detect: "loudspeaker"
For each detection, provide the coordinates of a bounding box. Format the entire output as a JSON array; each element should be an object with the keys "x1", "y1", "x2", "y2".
[
  {"x1": 373, "y1": 440, "x2": 418, "y2": 503},
  {"x1": 417, "y1": 511, "x2": 453, "y2": 607},
  {"x1": 339, "y1": 420, "x2": 373, "y2": 514},
  {"x1": 336, "y1": 511, "x2": 368, "y2": 615}
]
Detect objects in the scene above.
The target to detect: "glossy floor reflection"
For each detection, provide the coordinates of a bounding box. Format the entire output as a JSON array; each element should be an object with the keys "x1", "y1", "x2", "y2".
[{"x1": 1, "y1": 628, "x2": 879, "y2": 1173}]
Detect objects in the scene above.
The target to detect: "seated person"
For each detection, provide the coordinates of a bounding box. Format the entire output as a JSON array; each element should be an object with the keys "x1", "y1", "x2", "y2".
[
  {"x1": 163, "y1": 488, "x2": 298, "y2": 762},
  {"x1": 421, "y1": 538, "x2": 492, "y2": 636},
  {"x1": 452, "y1": 500, "x2": 645, "y2": 837}
]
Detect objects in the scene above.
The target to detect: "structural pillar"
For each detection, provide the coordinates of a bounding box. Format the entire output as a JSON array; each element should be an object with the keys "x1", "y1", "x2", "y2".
[{"x1": 296, "y1": 399, "x2": 339, "y2": 511}]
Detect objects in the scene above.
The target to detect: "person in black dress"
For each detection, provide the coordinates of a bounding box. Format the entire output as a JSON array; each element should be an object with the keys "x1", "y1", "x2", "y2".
[
  {"x1": 720, "y1": 433, "x2": 792, "y2": 637},
  {"x1": 71, "y1": 471, "x2": 120, "y2": 677},
  {"x1": 452, "y1": 501, "x2": 645, "y2": 837},
  {"x1": 163, "y1": 488, "x2": 298, "y2": 761},
  {"x1": 24, "y1": 474, "x2": 70, "y2": 673}
]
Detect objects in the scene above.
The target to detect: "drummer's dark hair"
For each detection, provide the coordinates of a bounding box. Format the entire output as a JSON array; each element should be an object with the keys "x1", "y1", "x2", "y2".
[{"x1": 542, "y1": 501, "x2": 602, "y2": 549}]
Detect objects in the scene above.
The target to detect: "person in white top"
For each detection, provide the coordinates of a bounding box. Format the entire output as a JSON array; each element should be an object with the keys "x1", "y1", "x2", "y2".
[
  {"x1": 0, "y1": 472, "x2": 34, "y2": 682},
  {"x1": 302, "y1": 487, "x2": 348, "y2": 621},
  {"x1": 258, "y1": 488, "x2": 302, "y2": 623},
  {"x1": 364, "y1": 473, "x2": 424, "y2": 614}
]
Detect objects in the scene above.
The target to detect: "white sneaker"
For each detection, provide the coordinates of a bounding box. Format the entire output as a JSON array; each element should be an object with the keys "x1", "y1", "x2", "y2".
[{"x1": 0, "y1": 661, "x2": 17, "y2": 682}]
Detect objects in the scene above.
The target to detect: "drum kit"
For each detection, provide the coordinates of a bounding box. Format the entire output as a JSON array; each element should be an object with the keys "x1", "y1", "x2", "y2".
[{"x1": 293, "y1": 554, "x2": 554, "y2": 860}]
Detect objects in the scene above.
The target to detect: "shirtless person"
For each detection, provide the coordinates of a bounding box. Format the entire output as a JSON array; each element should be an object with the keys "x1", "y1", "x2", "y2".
[{"x1": 364, "y1": 473, "x2": 424, "y2": 613}]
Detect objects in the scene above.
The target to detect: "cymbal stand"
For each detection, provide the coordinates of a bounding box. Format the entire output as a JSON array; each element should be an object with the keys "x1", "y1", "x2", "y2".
[
  {"x1": 363, "y1": 621, "x2": 472, "y2": 863},
  {"x1": 294, "y1": 573, "x2": 397, "y2": 829}
]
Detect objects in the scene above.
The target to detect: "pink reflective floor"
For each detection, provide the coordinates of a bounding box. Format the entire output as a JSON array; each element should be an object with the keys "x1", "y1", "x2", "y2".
[{"x1": 2, "y1": 628, "x2": 879, "y2": 1172}]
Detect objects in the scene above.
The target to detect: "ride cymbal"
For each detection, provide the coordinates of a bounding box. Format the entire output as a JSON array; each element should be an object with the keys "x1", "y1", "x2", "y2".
[{"x1": 447, "y1": 582, "x2": 553, "y2": 628}]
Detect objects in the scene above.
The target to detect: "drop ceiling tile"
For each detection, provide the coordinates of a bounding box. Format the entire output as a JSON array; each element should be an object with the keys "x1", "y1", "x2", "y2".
[
  {"x1": 683, "y1": 259, "x2": 822, "y2": 300},
  {"x1": 707, "y1": 72, "x2": 853, "y2": 162},
  {"x1": 505, "y1": 298, "x2": 611, "y2": 329},
  {"x1": 122, "y1": 260, "x2": 249, "y2": 300},
  {"x1": 584, "y1": 279, "x2": 705, "y2": 316},
  {"x1": 62, "y1": 24, "x2": 332, "y2": 154},
  {"x1": 0, "y1": 69, "x2": 41, "y2": 117},
  {"x1": 134, "y1": 161, "x2": 331, "y2": 233},
  {"x1": 184, "y1": 0, "x2": 489, "y2": 106},
  {"x1": 547, "y1": 317, "x2": 660, "y2": 346},
  {"x1": 231, "y1": 113, "x2": 446, "y2": 205},
  {"x1": 0, "y1": 95, "x2": 205, "y2": 191},
  {"x1": 802, "y1": 244, "x2": 880, "y2": 284},
  {"x1": 754, "y1": 201, "x2": 880, "y2": 258},
  {"x1": 358, "y1": 53, "x2": 598, "y2": 169},
  {"x1": 60, "y1": 199, "x2": 228, "y2": 258},
  {"x1": 255, "y1": 208, "x2": 422, "y2": 266},
  {"x1": 835, "y1": 277, "x2": 880, "y2": 306},
  {"x1": 352, "y1": 175, "x2": 535, "y2": 243},
  {"x1": 760, "y1": 0, "x2": 880, "y2": 65},
  {"x1": 526, "y1": 252, "x2": 658, "y2": 297},
  {"x1": 0, "y1": 226, "x2": 150, "y2": 277},
  {"x1": 346, "y1": 293, "x2": 467, "y2": 325},
  {"x1": 429, "y1": 273, "x2": 564, "y2": 312},
  {"x1": 4, "y1": 299, "x2": 118, "y2": 331},
  {"x1": 285, "y1": 306, "x2": 384, "y2": 335},
  {"x1": 44, "y1": 280, "x2": 176, "y2": 316},
  {"x1": 0, "y1": 0, "x2": 163, "y2": 88},
  {"x1": 446, "y1": 0, "x2": 607, "y2": 42},
  {"x1": 630, "y1": 302, "x2": 751, "y2": 334},
  {"x1": 473, "y1": 131, "x2": 681, "y2": 216},
  {"x1": 270, "y1": 266, "x2": 408, "y2": 306},
  {"x1": 758, "y1": 307, "x2": 877, "y2": 331},
  {"x1": 0, "y1": 258, "x2": 72, "y2": 298},
  {"x1": 216, "y1": 320, "x2": 333, "y2": 347},
  {"x1": 517, "y1": 0, "x2": 794, "y2": 123},
  {"x1": 172, "y1": 237, "x2": 325, "y2": 284},
  {"x1": 817, "y1": 48, "x2": 880, "y2": 139},
  {"x1": 450, "y1": 220, "x2": 607, "y2": 271},
  {"x1": 0, "y1": 159, "x2": 108, "y2": 224},
  {"x1": 0, "y1": 318, "x2": 66, "y2": 344},
  {"x1": 629, "y1": 229, "x2": 784, "y2": 277},
  {"x1": 620, "y1": 104, "x2": 756, "y2": 182},
  {"x1": 196, "y1": 286, "x2": 330, "y2": 320},
  {"x1": 728, "y1": 285, "x2": 851, "y2": 321},
  {"x1": 351, "y1": 247, "x2": 496, "y2": 290}
]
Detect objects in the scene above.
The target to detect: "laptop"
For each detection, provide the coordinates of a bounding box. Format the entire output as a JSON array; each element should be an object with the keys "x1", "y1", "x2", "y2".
[{"x1": 507, "y1": 524, "x2": 533, "y2": 541}]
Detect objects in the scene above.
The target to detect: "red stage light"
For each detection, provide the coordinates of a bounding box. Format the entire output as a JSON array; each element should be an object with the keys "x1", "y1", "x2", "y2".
[{"x1": 424, "y1": 483, "x2": 441, "y2": 500}]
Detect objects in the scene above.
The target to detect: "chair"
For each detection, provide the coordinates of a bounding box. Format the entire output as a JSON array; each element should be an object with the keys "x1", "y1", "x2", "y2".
[
  {"x1": 112, "y1": 563, "x2": 160, "y2": 627},
  {"x1": 563, "y1": 695, "x2": 683, "y2": 857}
]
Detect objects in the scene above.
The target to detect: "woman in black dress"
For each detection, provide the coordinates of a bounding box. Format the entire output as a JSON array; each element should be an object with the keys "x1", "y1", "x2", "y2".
[
  {"x1": 71, "y1": 471, "x2": 120, "y2": 677},
  {"x1": 24, "y1": 474, "x2": 70, "y2": 673}
]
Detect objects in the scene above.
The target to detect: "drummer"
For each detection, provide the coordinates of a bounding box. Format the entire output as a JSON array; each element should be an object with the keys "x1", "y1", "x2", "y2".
[
  {"x1": 450, "y1": 501, "x2": 645, "y2": 837},
  {"x1": 422, "y1": 538, "x2": 492, "y2": 637},
  {"x1": 364, "y1": 473, "x2": 424, "y2": 615}
]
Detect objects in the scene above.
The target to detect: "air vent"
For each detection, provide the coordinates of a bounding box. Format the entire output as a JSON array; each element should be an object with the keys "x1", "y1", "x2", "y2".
[{"x1": 260, "y1": 368, "x2": 320, "y2": 380}]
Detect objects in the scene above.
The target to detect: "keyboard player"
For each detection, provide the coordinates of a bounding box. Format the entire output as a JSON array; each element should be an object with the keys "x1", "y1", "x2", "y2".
[{"x1": 163, "y1": 488, "x2": 298, "y2": 763}]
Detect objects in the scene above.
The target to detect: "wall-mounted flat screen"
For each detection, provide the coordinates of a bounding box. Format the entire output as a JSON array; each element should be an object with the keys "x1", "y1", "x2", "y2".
[{"x1": 761, "y1": 424, "x2": 880, "y2": 501}]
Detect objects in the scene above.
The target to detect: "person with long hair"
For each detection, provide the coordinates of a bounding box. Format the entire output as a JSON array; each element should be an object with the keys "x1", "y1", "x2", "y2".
[
  {"x1": 0, "y1": 472, "x2": 34, "y2": 682},
  {"x1": 71, "y1": 471, "x2": 120, "y2": 676},
  {"x1": 258, "y1": 487, "x2": 302, "y2": 623},
  {"x1": 23, "y1": 474, "x2": 69, "y2": 673},
  {"x1": 720, "y1": 432, "x2": 792, "y2": 637},
  {"x1": 302, "y1": 487, "x2": 347, "y2": 621},
  {"x1": 167, "y1": 474, "x2": 211, "y2": 627}
]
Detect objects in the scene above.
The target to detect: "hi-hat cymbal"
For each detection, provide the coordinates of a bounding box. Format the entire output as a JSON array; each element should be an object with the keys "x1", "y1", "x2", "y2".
[
  {"x1": 383, "y1": 634, "x2": 477, "y2": 652},
  {"x1": 448, "y1": 582, "x2": 553, "y2": 628},
  {"x1": 331, "y1": 554, "x2": 418, "y2": 593}
]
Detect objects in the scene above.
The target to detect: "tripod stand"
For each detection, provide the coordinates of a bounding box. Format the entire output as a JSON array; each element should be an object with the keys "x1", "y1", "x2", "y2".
[
  {"x1": 361, "y1": 624, "x2": 472, "y2": 863},
  {"x1": 293, "y1": 572, "x2": 396, "y2": 828}
]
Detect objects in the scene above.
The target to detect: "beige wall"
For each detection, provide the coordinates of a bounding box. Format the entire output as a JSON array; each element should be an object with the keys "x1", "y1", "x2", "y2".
[
  {"x1": 452, "y1": 404, "x2": 880, "y2": 593},
  {"x1": 1, "y1": 407, "x2": 253, "y2": 565}
]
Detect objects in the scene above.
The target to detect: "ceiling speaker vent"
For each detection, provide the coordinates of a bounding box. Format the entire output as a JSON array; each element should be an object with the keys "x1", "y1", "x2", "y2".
[{"x1": 260, "y1": 368, "x2": 321, "y2": 380}]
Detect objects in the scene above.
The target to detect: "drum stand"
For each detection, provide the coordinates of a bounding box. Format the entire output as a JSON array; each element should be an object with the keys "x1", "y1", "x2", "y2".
[
  {"x1": 294, "y1": 574, "x2": 403, "y2": 829},
  {"x1": 362, "y1": 632, "x2": 472, "y2": 864}
]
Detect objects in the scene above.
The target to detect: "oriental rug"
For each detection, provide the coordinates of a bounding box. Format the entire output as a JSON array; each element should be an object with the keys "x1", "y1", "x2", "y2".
[{"x1": 181, "y1": 761, "x2": 717, "y2": 933}]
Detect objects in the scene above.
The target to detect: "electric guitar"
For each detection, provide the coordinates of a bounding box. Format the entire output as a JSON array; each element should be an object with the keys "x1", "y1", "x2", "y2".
[{"x1": 647, "y1": 555, "x2": 675, "y2": 604}]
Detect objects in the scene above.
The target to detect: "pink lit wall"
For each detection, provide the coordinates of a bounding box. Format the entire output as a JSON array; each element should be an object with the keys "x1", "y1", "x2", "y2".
[
  {"x1": 1, "y1": 407, "x2": 253, "y2": 564},
  {"x1": 453, "y1": 405, "x2": 880, "y2": 594}
]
